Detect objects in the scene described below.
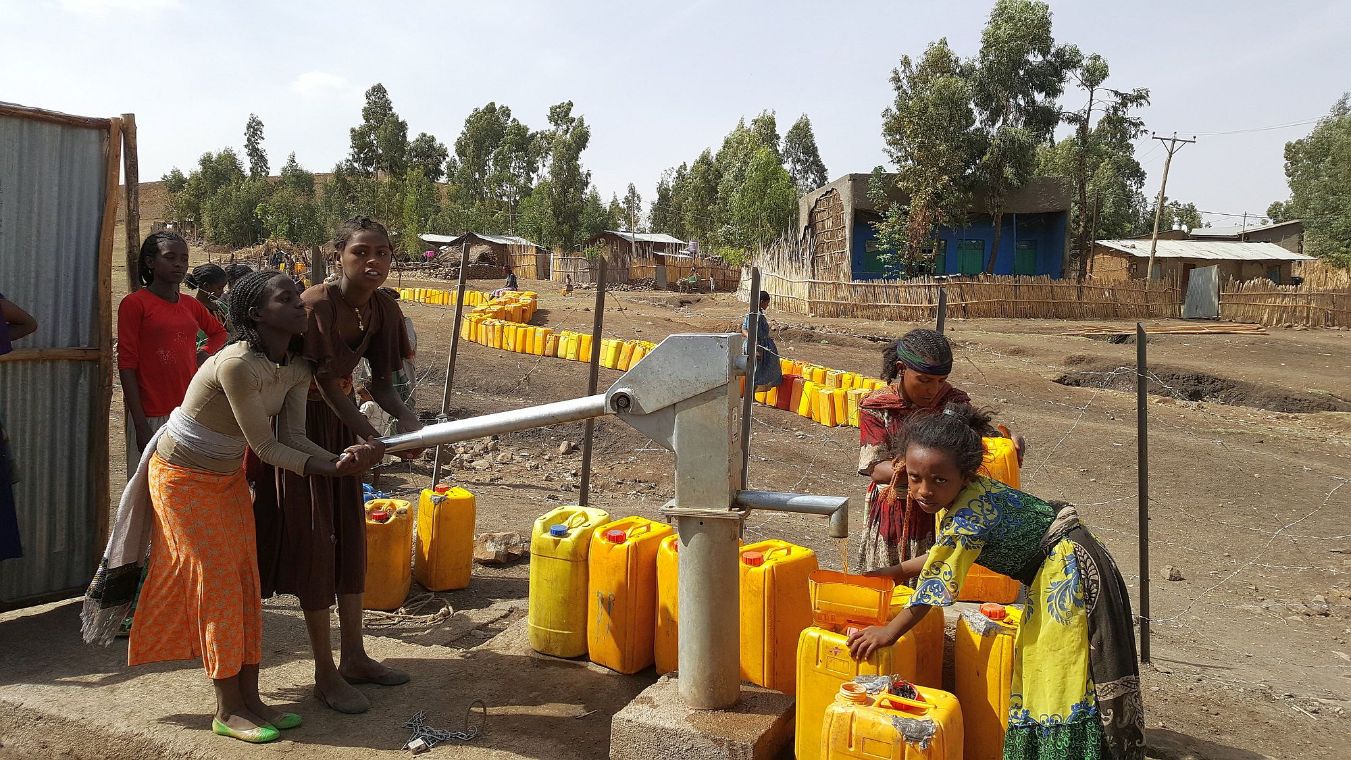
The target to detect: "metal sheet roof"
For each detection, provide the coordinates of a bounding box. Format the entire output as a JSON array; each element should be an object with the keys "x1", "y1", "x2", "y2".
[
  {"x1": 421, "y1": 232, "x2": 539, "y2": 248},
  {"x1": 0, "y1": 112, "x2": 109, "y2": 605},
  {"x1": 606, "y1": 230, "x2": 687, "y2": 245},
  {"x1": 1190, "y1": 219, "x2": 1302, "y2": 238},
  {"x1": 1095, "y1": 239, "x2": 1313, "y2": 262}
]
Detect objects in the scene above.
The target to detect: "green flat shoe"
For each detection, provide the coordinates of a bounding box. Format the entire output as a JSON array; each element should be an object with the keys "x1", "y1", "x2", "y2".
[
  {"x1": 271, "y1": 712, "x2": 303, "y2": 730},
  {"x1": 212, "y1": 718, "x2": 280, "y2": 744}
]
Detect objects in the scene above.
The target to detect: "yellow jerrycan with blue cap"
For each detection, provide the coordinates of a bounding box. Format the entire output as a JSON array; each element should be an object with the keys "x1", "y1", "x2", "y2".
[{"x1": 527, "y1": 505, "x2": 610, "y2": 657}]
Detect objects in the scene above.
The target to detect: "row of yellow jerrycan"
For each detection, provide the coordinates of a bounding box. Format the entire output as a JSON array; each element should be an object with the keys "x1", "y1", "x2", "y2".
[
  {"x1": 799, "y1": 571, "x2": 1024, "y2": 760},
  {"x1": 396, "y1": 287, "x2": 489, "y2": 308},
  {"x1": 361, "y1": 485, "x2": 476, "y2": 611},
  {"x1": 525, "y1": 509, "x2": 819, "y2": 691}
]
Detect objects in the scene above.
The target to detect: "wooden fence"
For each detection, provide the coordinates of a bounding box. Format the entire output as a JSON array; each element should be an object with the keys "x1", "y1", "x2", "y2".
[
  {"x1": 1220, "y1": 278, "x2": 1351, "y2": 328},
  {"x1": 551, "y1": 253, "x2": 740, "y2": 291},
  {"x1": 743, "y1": 270, "x2": 1184, "y2": 322}
]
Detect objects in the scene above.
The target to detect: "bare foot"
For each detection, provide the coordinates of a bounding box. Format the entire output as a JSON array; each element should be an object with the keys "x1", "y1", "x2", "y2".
[{"x1": 339, "y1": 654, "x2": 410, "y2": 686}]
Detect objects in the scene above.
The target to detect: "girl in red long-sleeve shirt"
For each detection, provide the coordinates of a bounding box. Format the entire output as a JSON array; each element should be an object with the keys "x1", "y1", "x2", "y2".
[{"x1": 119, "y1": 232, "x2": 227, "y2": 470}]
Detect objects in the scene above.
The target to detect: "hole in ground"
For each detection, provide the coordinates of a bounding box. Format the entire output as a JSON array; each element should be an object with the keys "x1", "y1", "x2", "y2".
[{"x1": 1053, "y1": 362, "x2": 1351, "y2": 414}]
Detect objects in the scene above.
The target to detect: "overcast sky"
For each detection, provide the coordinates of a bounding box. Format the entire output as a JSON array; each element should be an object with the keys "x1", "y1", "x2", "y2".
[{"x1": 5, "y1": 0, "x2": 1348, "y2": 229}]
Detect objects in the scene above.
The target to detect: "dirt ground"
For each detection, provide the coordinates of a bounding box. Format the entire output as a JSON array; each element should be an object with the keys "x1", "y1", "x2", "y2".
[{"x1": 7, "y1": 244, "x2": 1350, "y2": 759}]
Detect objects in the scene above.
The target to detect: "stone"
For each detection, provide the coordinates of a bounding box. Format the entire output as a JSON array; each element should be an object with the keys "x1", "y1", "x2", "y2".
[
  {"x1": 544, "y1": 453, "x2": 554, "y2": 462},
  {"x1": 471, "y1": 459, "x2": 493, "y2": 471},
  {"x1": 609, "y1": 676, "x2": 794, "y2": 760},
  {"x1": 1306, "y1": 597, "x2": 1331, "y2": 617},
  {"x1": 558, "y1": 440, "x2": 577, "y2": 455},
  {"x1": 495, "y1": 452, "x2": 513, "y2": 465},
  {"x1": 473, "y1": 531, "x2": 526, "y2": 565},
  {"x1": 1163, "y1": 565, "x2": 1184, "y2": 582}
]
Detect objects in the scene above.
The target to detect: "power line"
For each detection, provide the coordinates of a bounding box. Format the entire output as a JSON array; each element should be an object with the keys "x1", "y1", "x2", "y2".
[{"x1": 1184, "y1": 117, "x2": 1322, "y2": 137}]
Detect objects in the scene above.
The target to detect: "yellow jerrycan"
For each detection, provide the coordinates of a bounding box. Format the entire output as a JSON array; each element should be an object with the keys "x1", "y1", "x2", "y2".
[
  {"x1": 363, "y1": 499, "x2": 413, "y2": 611},
  {"x1": 527, "y1": 505, "x2": 610, "y2": 658},
  {"x1": 738, "y1": 540, "x2": 818, "y2": 693},
  {"x1": 654, "y1": 534, "x2": 680, "y2": 675},
  {"x1": 821, "y1": 680, "x2": 964, "y2": 760},
  {"x1": 954, "y1": 603, "x2": 1022, "y2": 760},
  {"x1": 950, "y1": 437, "x2": 1022, "y2": 604},
  {"x1": 587, "y1": 516, "x2": 673, "y2": 673},
  {"x1": 413, "y1": 484, "x2": 475, "y2": 591},
  {"x1": 795, "y1": 572, "x2": 944, "y2": 760}
]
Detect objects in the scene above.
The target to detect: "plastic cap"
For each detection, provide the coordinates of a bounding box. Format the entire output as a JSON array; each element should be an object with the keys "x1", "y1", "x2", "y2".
[
  {"x1": 433, "y1": 483, "x2": 451, "y2": 494},
  {"x1": 549, "y1": 524, "x2": 568, "y2": 538},
  {"x1": 604, "y1": 529, "x2": 627, "y2": 544},
  {"x1": 742, "y1": 551, "x2": 765, "y2": 567},
  {"x1": 368, "y1": 508, "x2": 391, "y2": 523},
  {"x1": 980, "y1": 602, "x2": 1007, "y2": 621}
]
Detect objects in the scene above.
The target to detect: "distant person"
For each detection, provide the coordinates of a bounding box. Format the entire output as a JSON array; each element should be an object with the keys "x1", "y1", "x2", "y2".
[
  {"x1": 504, "y1": 272, "x2": 519, "y2": 291},
  {"x1": 1, "y1": 290, "x2": 38, "y2": 561},
  {"x1": 84, "y1": 271, "x2": 380, "y2": 744},
  {"x1": 562, "y1": 274, "x2": 574, "y2": 297},
  {"x1": 740, "y1": 291, "x2": 782, "y2": 392},
  {"x1": 186, "y1": 263, "x2": 231, "y2": 347}
]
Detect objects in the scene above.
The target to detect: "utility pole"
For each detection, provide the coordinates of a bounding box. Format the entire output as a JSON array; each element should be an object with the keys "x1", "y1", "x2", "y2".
[{"x1": 1146, "y1": 132, "x2": 1197, "y2": 281}]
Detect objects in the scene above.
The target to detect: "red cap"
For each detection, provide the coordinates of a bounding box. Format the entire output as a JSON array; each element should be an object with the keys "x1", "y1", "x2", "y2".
[
  {"x1": 742, "y1": 551, "x2": 765, "y2": 567},
  {"x1": 604, "y1": 529, "x2": 627, "y2": 544},
  {"x1": 980, "y1": 602, "x2": 1007, "y2": 621},
  {"x1": 433, "y1": 483, "x2": 451, "y2": 494},
  {"x1": 368, "y1": 508, "x2": 391, "y2": 523}
]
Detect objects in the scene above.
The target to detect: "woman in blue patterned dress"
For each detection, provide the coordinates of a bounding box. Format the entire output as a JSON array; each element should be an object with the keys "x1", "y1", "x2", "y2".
[{"x1": 848, "y1": 403, "x2": 1145, "y2": 760}]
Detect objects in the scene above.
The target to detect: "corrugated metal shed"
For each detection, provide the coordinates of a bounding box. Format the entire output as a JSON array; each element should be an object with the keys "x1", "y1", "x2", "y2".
[
  {"x1": 1190, "y1": 219, "x2": 1303, "y2": 238},
  {"x1": 0, "y1": 105, "x2": 117, "y2": 608},
  {"x1": 1095, "y1": 239, "x2": 1313, "y2": 262},
  {"x1": 606, "y1": 230, "x2": 687, "y2": 245},
  {"x1": 421, "y1": 232, "x2": 540, "y2": 248}
]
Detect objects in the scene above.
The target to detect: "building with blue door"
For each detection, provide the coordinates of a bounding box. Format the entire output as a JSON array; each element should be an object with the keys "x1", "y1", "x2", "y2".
[{"x1": 797, "y1": 173, "x2": 1071, "y2": 281}]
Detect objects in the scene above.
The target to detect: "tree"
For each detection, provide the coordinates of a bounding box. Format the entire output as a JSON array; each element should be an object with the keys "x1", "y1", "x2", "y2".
[
  {"x1": 580, "y1": 186, "x2": 616, "y2": 242},
  {"x1": 874, "y1": 39, "x2": 981, "y2": 264},
  {"x1": 1266, "y1": 200, "x2": 1295, "y2": 223},
  {"x1": 400, "y1": 167, "x2": 441, "y2": 256},
  {"x1": 749, "y1": 111, "x2": 781, "y2": 161},
  {"x1": 202, "y1": 178, "x2": 269, "y2": 247},
  {"x1": 622, "y1": 183, "x2": 643, "y2": 231},
  {"x1": 170, "y1": 149, "x2": 247, "y2": 231},
  {"x1": 517, "y1": 180, "x2": 556, "y2": 248},
  {"x1": 783, "y1": 115, "x2": 828, "y2": 192},
  {"x1": 407, "y1": 132, "x2": 449, "y2": 182},
  {"x1": 348, "y1": 83, "x2": 409, "y2": 178},
  {"x1": 1271, "y1": 94, "x2": 1351, "y2": 265},
  {"x1": 257, "y1": 187, "x2": 326, "y2": 248},
  {"x1": 1145, "y1": 199, "x2": 1203, "y2": 233},
  {"x1": 244, "y1": 114, "x2": 268, "y2": 179},
  {"x1": 541, "y1": 101, "x2": 592, "y2": 250},
  {"x1": 279, "y1": 152, "x2": 315, "y2": 196},
  {"x1": 682, "y1": 149, "x2": 721, "y2": 247},
  {"x1": 606, "y1": 194, "x2": 624, "y2": 230},
  {"x1": 969, "y1": 0, "x2": 1072, "y2": 272},
  {"x1": 1039, "y1": 51, "x2": 1150, "y2": 278},
  {"x1": 648, "y1": 166, "x2": 684, "y2": 236},
  {"x1": 728, "y1": 147, "x2": 798, "y2": 248}
]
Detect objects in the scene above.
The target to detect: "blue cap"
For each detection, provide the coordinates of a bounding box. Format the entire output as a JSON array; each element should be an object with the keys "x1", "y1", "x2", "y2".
[{"x1": 549, "y1": 524, "x2": 568, "y2": 537}]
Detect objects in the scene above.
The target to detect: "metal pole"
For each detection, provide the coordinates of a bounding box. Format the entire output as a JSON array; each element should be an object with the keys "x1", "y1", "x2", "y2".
[
  {"x1": 1136, "y1": 322, "x2": 1151, "y2": 663},
  {"x1": 383, "y1": 394, "x2": 610, "y2": 453},
  {"x1": 578, "y1": 258, "x2": 608, "y2": 506},
  {"x1": 936, "y1": 288, "x2": 948, "y2": 334},
  {"x1": 674, "y1": 512, "x2": 743, "y2": 709},
  {"x1": 430, "y1": 243, "x2": 474, "y2": 485},
  {"x1": 738, "y1": 267, "x2": 761, "y2": 490}
]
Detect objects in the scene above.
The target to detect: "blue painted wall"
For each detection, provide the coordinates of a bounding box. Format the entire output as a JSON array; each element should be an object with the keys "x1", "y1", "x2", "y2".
[{"x1": 852, "y1": 210, "x2": 1067, "y2": 280}]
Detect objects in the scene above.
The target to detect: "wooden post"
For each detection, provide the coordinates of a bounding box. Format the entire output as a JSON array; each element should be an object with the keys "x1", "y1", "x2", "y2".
[
  {"x1": 93, "y1": 117, "x2": 123, "y2": 551},
  {"x1": 935, "y1": 288, "x2": 947, "y2": 334},
  {"x1": 430, "y1": 244, "x2": 473, "y2": 485},
  {"x1": 1146, "y1": 132, "x2": 1196, "y2": 281},
  {"x1": 121, "y1": 113, "x2": 140, "y2": 292},
  {"x1": 578, "y1": 258, "x2": 608, "y2": 506},
  {"x1": 1136, "y1": 322, "x2": 1151, "y2": 663}
]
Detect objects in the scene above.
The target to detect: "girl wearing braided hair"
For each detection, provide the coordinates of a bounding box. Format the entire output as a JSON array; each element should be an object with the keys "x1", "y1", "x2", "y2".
[
  {"x1": 851, "y1": 404, "x2": 1144, "y2": 760},
  {"x1": 857, "y1": 329, "x2": 974, "y2": 571},
  {"x1": 186, "y1": 263, "x2": 231, "y2": 347},
  {"x1": 85, "y1": 271, "x2": 381, "y2": 743},
  {"x1": 251, "y1": 216, "x2": 423, "y2": 715}
]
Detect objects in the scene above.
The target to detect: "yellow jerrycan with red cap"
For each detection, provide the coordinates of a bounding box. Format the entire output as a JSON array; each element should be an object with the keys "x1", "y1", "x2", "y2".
[
  {"x1": 794, "y1": 571, "x2": 944, "y2": 760},
  {"x1": 363, "y1": 499, "x2": 413, "y2": 611},
  {"x1": 820, "y1": 679, "x2": 963, "y2": 760},
  {"x1": 587, "y1": 516, "x2": 672, "y2": 673},
  {"x1": 738, "y1": 539, "x2": 818, "y2": 693},
  {"x1": 954, "y1": 602, "x2": 1023, "y2": 760}
]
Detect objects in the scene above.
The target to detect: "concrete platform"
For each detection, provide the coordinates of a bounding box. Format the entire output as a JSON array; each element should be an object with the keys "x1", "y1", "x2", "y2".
[{"x1": 609, "y1": 675, "x2": 794, "y2": 760}]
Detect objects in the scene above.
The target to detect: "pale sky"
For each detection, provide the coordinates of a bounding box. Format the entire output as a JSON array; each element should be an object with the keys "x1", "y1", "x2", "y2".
[{"x1": 5, "y1": 0, "x2": 1348, "y2": 229}]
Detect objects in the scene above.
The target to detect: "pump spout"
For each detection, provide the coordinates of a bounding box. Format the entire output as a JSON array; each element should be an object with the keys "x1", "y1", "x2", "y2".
[{"x1": 734, "y1": 490, "x2": 849, "y2": 539}]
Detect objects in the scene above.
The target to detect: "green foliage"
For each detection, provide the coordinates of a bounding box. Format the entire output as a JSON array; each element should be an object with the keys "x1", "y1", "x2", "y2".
[
  {"x1": 728, "y1": 147, "x2": 797, "y2": 248},
  {"x1": 581, "y1": 244, "x2": 606, "y2": 262},
  {"x1": 648, "y1": 167, "x2": 682, "y2": 237},
  {"x1": 875, "y1": 39, "x2": 980, "y2": 263},
  {"x1": 1266, "y1": 200, "x2": 1294, "y2": 223},
  {"x1": 1141, "y1": 198, "x2": 1203, "y2": 233},
  {"x1": 244, "y1": 114, "x2": 268, "y2": 179},
  {"x1": 348, "y1": 83, "x2": 409, "y2": 178},
  {"x1": 399, "y1": 167, "x2": 441, "y2": 256},
  {"x1": 682, "y1": 150, "x2": 721, "y2": 246},
  {"x1": 257, "y1": 186, "x2": 325, "y2": 248},
  {"x1": 712, "y1": 245, "x2": 750, "y2": 268},
  {"x1": 622, "y1": 183, "x2": 643, "y2": 231},
  {"x1": 279, "y1": 152, "x2": 315, "y2": 196},
  {"x1": 1273, "y1": 94, "x2": 1351, "y2": 265},
  {"x1": 407, "y1": 132, "x2": 449, "y2": 182},
  {"x1": 749, "y1": 111, "x2": 781, "y2": 161},
  {"x1": 541, "y1": 101, "x2": 592, "y2": 250},
  {"x1": 516, "y1": 180, "x2": 556, "y2": 249},
  {"x1": 580, "y1": 186, "x2": 616, "y2": 243},
  {"x1": 448, "y1": 102, "x2": 540, "y2": 228},
  {"x1": 202, "y1": 178, "x2": 269, "y2": 247},
  {"x1": 783, "y1": 115, "x2": 828, "y2": 192}
]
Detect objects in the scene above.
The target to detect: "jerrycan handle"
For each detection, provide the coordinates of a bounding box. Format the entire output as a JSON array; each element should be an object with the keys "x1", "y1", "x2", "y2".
[
  {"x1": 762, "y1": 545, "x2": 795, "y2": 563},
  {"x1": 626, "y1": 521, "x2": 653, "y2": 539},
  {"x1": 875, "y1": 695, "x2": 929, "y2": 716},
  {"x1": 567, "y1": 511, "x2": 593, "y2": 529}
]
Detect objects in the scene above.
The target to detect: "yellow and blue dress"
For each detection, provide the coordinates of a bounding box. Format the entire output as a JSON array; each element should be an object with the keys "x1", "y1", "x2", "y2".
[{"x1": 907, "y1": 476, "x2": 1145, "y2": 760}]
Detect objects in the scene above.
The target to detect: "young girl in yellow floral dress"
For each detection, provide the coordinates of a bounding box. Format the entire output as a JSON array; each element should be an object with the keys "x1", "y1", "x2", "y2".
[{"x1": 849, "y1": 403, "x2": 1145, "y2": 760}]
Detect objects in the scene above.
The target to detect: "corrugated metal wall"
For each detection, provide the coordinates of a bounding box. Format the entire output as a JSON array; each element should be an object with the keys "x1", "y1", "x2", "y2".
[{"x1": 0, "y1": 114, "x2": 110, "y2": 605}]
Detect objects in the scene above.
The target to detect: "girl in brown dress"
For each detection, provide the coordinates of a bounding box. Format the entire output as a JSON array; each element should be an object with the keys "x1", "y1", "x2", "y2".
[{"x1": 252, "y1": 216, "x2": 424, "y2": 715}]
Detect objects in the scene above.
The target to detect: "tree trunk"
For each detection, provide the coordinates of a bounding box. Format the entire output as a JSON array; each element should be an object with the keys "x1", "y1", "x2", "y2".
[{"x1": 986, "y1": 208, "x2": 1004, "y2": 274}]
